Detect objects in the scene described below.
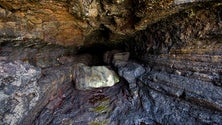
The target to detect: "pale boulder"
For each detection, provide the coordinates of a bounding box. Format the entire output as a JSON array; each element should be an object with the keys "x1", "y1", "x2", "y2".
[{"x1": 73, "y1": 63, "x2": 119, "y2": 90}]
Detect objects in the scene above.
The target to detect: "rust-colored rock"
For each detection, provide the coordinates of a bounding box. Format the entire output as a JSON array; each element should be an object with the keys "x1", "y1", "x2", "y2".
[
  {"x1": 0, "y1": 1, "x2": 85, "y2": 46},
  {"x1": 0, "y1": 0, "x2": 219, "y2": 46}
]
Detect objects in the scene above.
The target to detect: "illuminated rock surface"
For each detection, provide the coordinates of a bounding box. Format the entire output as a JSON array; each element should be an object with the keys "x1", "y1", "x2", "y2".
[{"x1": 73, "y1": 63, "x2": 119, "y2": 90}]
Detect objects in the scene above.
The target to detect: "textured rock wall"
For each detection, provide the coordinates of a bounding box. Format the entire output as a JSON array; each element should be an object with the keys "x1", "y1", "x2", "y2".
[
  {"x1": 0, "y1": 61, "x2": 41, "y2": 125},
  {"x1": 0, "y1": 41, "x2": 87, "y2": 125},
  {"x1": 127, "y1": 1, "x2": 222, "y2": 111},
  {"x1": 0, "y1": 0, "x2": 215, "y2": 46},
  {"x1": 131, "y1": 2, "x2": 222, "y2": 56},
  {"x1": 0, "y1": 0, "x2": 84, "y2": 46},
  {"x1": 1, "y1": 1, "x2": 222, "y2": 125}
]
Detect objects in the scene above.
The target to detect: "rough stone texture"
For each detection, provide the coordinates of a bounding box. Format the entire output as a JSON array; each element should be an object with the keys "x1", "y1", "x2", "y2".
[
  {"x1": 140, "y1": 72, "x2": 222, "y2": 111},
  {"x1": 73, "y1": 63, "x2": 120, "y2": 90},
  {"x1": 130, "y1": 2, "x2": 222, "y2": 56},
  {"x1": 0, "y1": 0, "x2": 219, "y2": 46},
  {"x1": 0, "y1": 1, "x2": 84, "y2": 46},
  {"x1": 128, "y1": 2, "x2": 222, "y2": 90},
  {"x1": 0, "y1": 61, "x2": 41, "y2": 125},
  {"x1": 0, "y1": 40, "x2": 98, "y2": 69},
  {"x1": 114, "y1": 61, "x2": 146, "y2": 90},
  {"x1": 1, "y1": 1, "x2": 222, "y2": 125},
  {"x1": 33, "y1": 62, "x2": 222, "y2": 125},
  {"x1": 21, "y1": 65, "x2": 73, "y2": 125},
  {"x1": 0, "y1": 40, "x2": 67, "y2": 68},
  {"x1": 0, "y1": 45, "x2": 76, "y2": 125},
  {"x1": 0, "y1": 41, "x2": 87, "y2": 125}
]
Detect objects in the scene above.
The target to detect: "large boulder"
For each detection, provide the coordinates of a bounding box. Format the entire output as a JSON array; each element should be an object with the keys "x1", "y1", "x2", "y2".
[
  {"x1": 73, "y1": 63, "x2": 120, "y2": 90},
  {"x1": 115, "y1": 62, "x2": 145, "y2": 83}
]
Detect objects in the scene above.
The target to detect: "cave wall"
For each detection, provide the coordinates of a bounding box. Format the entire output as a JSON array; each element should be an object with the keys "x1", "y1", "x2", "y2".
[
  {"x1": 131, "y1": 2, "x2": 222, "y2": 55},
  {"x1": 0, "y1": 1, "x2": 84, "y2": 46},
  {"x1": 0, "y1": 1, "x2": 222, "y2": 125},
  {"x1": 0, "y1": 0, "x2": 214, "y2": 46},
  {"x1": 129, "y1": 2, "x2": 222, "y2": 84}
]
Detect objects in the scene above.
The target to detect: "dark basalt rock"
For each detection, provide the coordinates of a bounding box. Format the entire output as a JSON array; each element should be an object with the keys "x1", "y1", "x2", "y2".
[
  {"x1": 114, "y1": 61, "x2": 146, "y2": 90},
  {"x1": 1, "y1": 36, "x2": 222, "y2": 125},
  {"x1": 32, "y1": 61, "x2": 222, "y2": 125}
]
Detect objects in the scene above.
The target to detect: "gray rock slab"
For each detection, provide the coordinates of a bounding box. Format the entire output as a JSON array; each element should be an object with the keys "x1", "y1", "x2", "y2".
[
  {"x1": 114, "y1": 61, "x2": 145, "y2": 90},
  {"x1": 140, "y1": 72, "x2": 222, "y2": 111}
]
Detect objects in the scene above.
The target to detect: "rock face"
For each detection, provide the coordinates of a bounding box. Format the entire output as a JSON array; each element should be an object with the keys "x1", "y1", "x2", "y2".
[
  {"x1": 115, "y1": 61, "x2": 146, "y2": 90},
  {"x1": 73, "y1": 63, "x2": 120, "y2": 90},
  {"x1": 131, "y1": 2, "x2": 222, "y2": 56},
  {"x1": 0, "y1": 41, "x2": 82, "y2": 125},
  {"x1": 33, "y1": 60, "x2": 222, "y2": 125},
  {"x1": 140, "y1": 72, "x2": 222, "y2": 110},
  {"x1": 103, "y1": 50, "x2": 130, "y2": 64},
  {"x1": 0, "y1": 53, "x2": 75, "y2": 125},
  {"x1": 0, "y1": 0, "x2": 218, "y2": 46},
  {"x1": 0, "y1": 1, "x2": 84, "y2": 46},
  {"x1": 0, "y1": 1, "x2": 222, "y2": 125},
  {"x1": 0, "y1": 61, "x2": 41, "y2": 125}
]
